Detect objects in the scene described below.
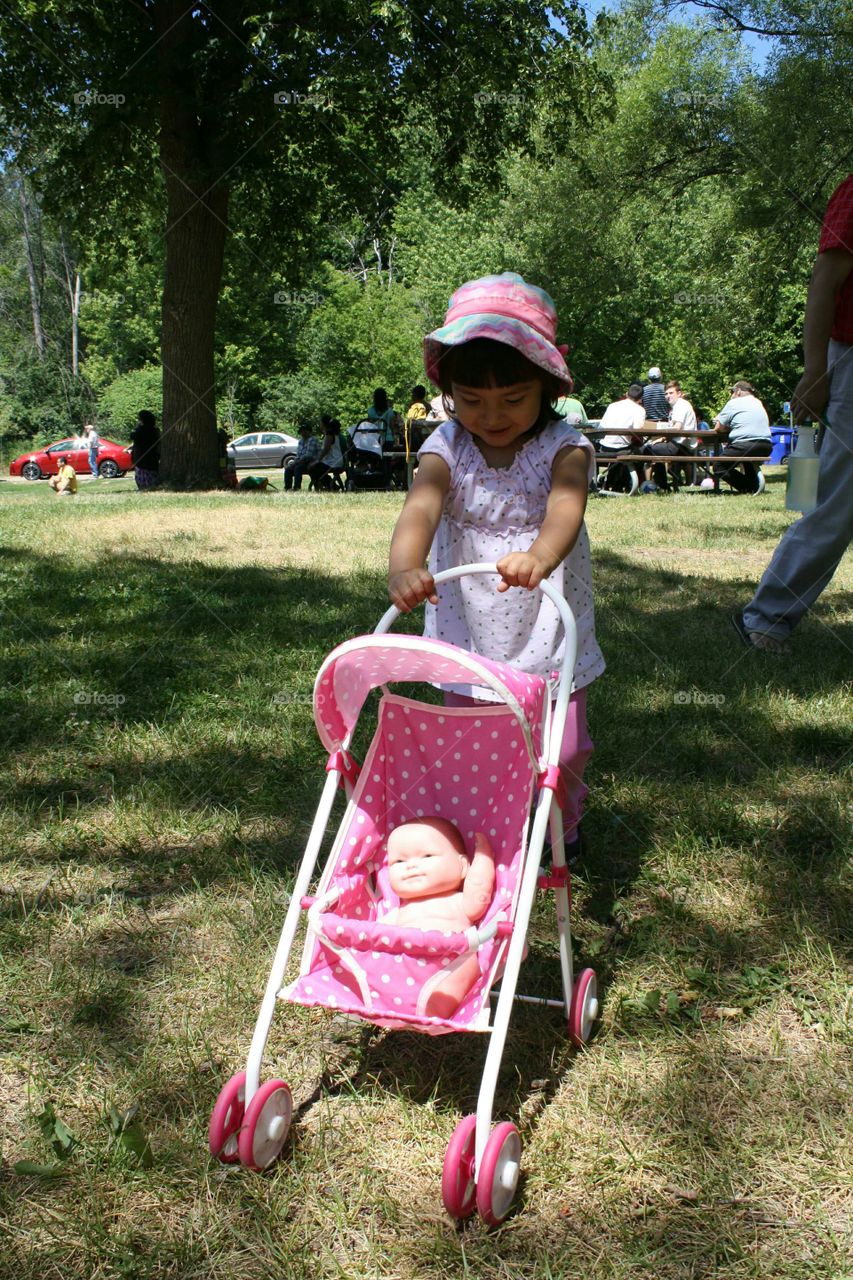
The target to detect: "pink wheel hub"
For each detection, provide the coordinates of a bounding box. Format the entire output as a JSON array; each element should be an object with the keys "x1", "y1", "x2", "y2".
[
  {"x1": 476, "y1": 1122, "x2": 521, "y2": 1225},
  {"x1": 442, "y1": 1114, "x2": 477, "y2": 1218},
  {"x1": 568, "y1": 967, "x2": 598, "y2": 1046},
  {"x1": 208, "y1": 1071, "x2": 246, "y2": 1164},
  {"x1": 237, "y1": 1079, "x2": 293, "y2": 1171}
]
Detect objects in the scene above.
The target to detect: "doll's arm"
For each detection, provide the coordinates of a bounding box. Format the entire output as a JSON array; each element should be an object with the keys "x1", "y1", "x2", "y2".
[{"x1": 462, "y1": 832, "x2": 495, "y2": 923}]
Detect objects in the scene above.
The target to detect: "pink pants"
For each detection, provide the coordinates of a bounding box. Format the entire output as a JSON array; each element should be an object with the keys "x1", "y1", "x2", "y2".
[{"x1": 443, "y1": 686, "x2": 593, "y2": 840}]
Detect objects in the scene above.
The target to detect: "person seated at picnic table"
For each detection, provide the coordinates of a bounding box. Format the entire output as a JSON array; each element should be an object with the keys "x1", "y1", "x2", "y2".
[
  {"x1": 597, "y1": 383, "x2": 646, "y2": 456},
  {"x1": 284, "y1": 421, "x2": 323, "y2": 491},
  {"x1": 642, "y1": 366, "x2": 669, "y2": 422},
  {"x1": 554, "y1": 392, "x2": 589, "y2": 425},
  {"x1": 367, "y1": 388, "x2": 397, "y2": 446},
  {"x1": 710, "y1": 380, "x2": 772, "y2": 493},
  {"x1": 404, "y1": 385, "x2": 430, "y2": 456},
  {"x1": 306, "y1": 417, "x2": 345, "y2": 490},
  {"x1": 640, "y1": 380, "x2": 697, "y2": 492},
  {"x1": 48, "y1": 455, "x2": 77, "y2": 496},
  {"x1": 429, "y1": 389, "x2": 453, "y2": 419}
]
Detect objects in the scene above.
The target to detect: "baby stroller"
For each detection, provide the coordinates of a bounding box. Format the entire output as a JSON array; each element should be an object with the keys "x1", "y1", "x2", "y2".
[
  {"x1": 346, "y1": 421, "x2": 388, "y2": 491},
  {"x1": 208, "y1": 564, "x2": 600, "y2": 1224}
]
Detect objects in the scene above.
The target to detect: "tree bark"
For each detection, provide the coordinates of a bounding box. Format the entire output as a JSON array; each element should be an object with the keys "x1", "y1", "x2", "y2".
[
  {"x1": 156, "y1": 1, "x2": 228, "y2": 487},
  {"x1": 158, "y1": 167, "x2": 228, "y2": 486}
]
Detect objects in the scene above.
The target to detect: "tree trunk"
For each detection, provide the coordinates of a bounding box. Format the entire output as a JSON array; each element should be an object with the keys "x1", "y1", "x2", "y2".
[
  {"x1": 156, "y1": 1, "x2": 229, "y2": 488},
  {"x1": 158, "y1": 169, "x2": 227, "y2": 486},
  {"x1": 19, "y1": 179, "x2": 46, "y2": 360}
]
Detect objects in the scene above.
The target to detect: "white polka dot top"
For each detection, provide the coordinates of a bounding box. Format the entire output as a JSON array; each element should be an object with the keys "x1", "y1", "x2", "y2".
[{"x1": 417, "y1": 419, "x2": 606, "y2": 700}]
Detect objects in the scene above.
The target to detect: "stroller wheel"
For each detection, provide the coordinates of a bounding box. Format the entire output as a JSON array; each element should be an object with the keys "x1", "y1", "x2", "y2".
[
  {"x1": 441, "y1": 1114, "x2": 477, "y2": 1218},
  {"x1": 476, "y1": 1122, "x2": 521, "y2": 1225},
  {"x1": 208, "y1": 1071, "x2": 246, "y2": 1163},
  {"x1": 237, "y1": 1079, "x2": 293, "y2": 1171},
  {"x1": 568, "y1": 967, "x2": 599, "y2": 1047}
]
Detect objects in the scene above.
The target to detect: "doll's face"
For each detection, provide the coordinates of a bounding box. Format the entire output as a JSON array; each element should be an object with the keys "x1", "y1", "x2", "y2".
[{"x1": 386, "y1": 821, "x2": 468, "y2": 901}]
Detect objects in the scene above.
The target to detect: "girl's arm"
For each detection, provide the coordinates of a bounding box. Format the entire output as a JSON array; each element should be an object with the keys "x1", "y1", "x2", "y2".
[
  {"x1": 387, "y1": 453, "x2": 451, "y2": 611},
  {"x1": 497, "y1": 444, "x2": 589, "y2": 592}
]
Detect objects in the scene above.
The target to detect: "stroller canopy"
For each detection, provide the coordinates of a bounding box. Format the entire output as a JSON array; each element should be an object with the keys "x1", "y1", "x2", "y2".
[{"x1": 313, "y1": 635, "x2": 547, "y2": 765}]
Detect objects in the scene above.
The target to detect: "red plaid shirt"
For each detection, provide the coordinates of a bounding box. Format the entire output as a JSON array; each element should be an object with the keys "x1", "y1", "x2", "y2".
[{"x1": 818, "y1": 173, "x2": 853, "y2": 343}]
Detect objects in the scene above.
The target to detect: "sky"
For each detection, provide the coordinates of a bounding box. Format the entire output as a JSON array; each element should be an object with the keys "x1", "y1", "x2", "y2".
[{"x1": 569, "y1": 0, "x2": 777, "y2": 70}]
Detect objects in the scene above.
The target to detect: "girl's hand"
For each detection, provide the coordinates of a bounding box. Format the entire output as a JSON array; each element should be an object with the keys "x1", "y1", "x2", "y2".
[
  {"x1": 388, "y1": 568, "x2": 438, "y2": 612},
  {"x1": 495, "y1": 550, "x2": 553, "y2": 593}
]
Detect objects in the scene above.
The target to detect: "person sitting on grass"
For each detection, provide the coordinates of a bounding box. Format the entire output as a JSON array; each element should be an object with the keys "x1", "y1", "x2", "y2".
[{"x1": 48, "y1": 455, "x2": 78, "y2": 496}]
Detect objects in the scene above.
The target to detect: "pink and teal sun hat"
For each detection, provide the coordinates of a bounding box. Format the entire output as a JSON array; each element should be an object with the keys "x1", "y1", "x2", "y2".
[{"x1": 424, "y1": 272, "x2": 573, "y2": 392}]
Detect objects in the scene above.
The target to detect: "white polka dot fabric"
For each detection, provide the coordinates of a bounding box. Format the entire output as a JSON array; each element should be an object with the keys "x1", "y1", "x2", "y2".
[
  {"x1": 314, "y1": 634, "x2": 547, "y2": 762},
  {"x1": 418, "y1": 419, "x2": 606, "y2": 698},
  {"x1": 285, "y1": 693, "x2": 535, "y2": 1033}
]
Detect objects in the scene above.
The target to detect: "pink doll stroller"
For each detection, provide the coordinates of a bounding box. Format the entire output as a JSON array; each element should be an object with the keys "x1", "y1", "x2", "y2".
[{"x1": 208, "y1": 563, "x2": 600, "y2": 1224}]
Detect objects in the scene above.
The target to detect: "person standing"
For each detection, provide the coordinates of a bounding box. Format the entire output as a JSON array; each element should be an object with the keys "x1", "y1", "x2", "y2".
[
  {"x1": 735, "y1": 174, "x2": 853, "y2": 653},
  {"x1": 83, "y1": 423, "x2": 100, "y2": 478},
  {"x1": 642, "y1": 367, "x2": 669, "y2": 422},
  {"x1": 131, "y1": 410, "x2": 160, "y2": 490},
  {"x1": 709, "y1": 381, "x2": 772, "y2": 493}
]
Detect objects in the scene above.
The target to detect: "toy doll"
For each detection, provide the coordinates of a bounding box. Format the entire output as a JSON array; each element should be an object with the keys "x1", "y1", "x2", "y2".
[{"x1": 383, "y1": 818, "x2": 495, "y2": 1017}]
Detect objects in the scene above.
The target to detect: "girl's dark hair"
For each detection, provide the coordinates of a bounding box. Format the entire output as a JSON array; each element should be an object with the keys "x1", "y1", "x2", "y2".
[
  {"x1": 372, "y1": 387, "x2": 388, "y2": 413},
  {"x1": 435, "y1": 338, "x2": 563, "y2": 432},
  {"x1": 411, "y1": 384, "x2": 426, "y2": 400},
  {"x1": 137, "y1": 410, "x2": 156, "y2": 428}
]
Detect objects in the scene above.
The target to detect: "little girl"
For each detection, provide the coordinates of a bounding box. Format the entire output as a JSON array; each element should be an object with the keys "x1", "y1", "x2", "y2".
[{"x1": 387, "y1": 272, "x2": 605, "y2": 858}]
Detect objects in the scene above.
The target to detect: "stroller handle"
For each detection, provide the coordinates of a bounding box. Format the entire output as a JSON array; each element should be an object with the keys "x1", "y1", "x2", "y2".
[
  {"x1": 375, "y1": 560, "x2": 576, "y2": 640},
  {"x1": 374, "y1": 561, "x2": 578, "y2": 763}
]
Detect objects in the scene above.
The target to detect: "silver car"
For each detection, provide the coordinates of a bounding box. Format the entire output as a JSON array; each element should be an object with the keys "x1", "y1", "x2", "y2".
[{"x1": 227, "y1": 431, "x2": 298, "y2": 469}]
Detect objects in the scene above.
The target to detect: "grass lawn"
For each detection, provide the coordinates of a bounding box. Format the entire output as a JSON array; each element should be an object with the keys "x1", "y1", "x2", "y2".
[{"x1": 1, "y1": 472, "x2": 851, "y2": 1279}]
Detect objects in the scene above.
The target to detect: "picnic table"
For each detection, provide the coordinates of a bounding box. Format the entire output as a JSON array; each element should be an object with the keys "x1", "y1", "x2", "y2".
[{"x1": 581, "y1": 423, "x2": 772, "y2": 496}]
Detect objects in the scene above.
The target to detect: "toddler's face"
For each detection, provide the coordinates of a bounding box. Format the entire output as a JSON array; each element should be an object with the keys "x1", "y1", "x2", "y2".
[
  {"x1": 451, "y1": 379, "x2": 543, "y2": 449},
  {"x1": 387, "y1": 823, "x2": 468, "y2": 901}
]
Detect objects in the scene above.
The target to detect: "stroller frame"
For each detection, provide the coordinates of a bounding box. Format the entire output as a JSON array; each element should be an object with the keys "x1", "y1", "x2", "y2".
[{"x1": 208, "y1": 563, "x2": 598, "y2": 1222}]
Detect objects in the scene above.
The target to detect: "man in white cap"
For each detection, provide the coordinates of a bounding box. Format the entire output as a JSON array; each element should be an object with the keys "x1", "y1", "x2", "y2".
[{"x1": 642, "y1": 367, "x2": 669, "y2": 422}]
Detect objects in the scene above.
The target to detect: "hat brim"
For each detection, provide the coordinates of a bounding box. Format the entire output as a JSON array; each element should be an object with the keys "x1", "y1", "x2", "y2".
[{"x1": 424, "y1": 313, "x2": 572, "y2": 393}]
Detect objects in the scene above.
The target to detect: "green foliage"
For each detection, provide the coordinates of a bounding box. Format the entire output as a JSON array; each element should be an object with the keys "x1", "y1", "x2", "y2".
[{"x1": 97, "y1": 367, "x2": 162, "y2": 438}]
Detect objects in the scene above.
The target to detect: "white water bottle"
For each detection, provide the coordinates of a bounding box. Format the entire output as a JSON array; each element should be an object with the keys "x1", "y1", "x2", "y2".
[{"x1": 785, "y1": 424, "x2": 820, "y2": 514}]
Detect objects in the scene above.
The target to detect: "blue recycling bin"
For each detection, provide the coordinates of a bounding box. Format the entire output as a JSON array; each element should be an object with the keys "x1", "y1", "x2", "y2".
[{"x1": 769, "y1": 425, "x2": 792, "y2": 465}]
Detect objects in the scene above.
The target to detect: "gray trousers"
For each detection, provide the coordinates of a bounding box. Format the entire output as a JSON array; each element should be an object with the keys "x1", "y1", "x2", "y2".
[{"x1": 744, "y1": 339, "x2": 853, "y2": 639}]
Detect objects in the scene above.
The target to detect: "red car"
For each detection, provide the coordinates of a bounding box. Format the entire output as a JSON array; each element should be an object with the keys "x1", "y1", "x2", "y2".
[{"x1": 9, "y1": 436, "x2": 133, "y2": 480}]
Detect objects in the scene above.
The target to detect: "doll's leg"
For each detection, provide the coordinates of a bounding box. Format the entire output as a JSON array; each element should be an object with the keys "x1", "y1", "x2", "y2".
[
  {"x1": 557, "y1": 687, "x2": 593, "y2": 843},
  {"x1": 423, "y1": 953, "x2": 480, "y2": 1019}
]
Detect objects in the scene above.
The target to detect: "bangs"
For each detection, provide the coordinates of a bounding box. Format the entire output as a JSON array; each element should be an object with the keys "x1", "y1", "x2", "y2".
[{"x1": 436, "y1": 338, "x2": 554, "y2": 393}]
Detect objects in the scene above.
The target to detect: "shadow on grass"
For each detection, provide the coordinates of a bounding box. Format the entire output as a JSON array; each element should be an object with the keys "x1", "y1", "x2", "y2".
[{"x1": 2, "y1": 543, "x2": 851, "y2": 1116}]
